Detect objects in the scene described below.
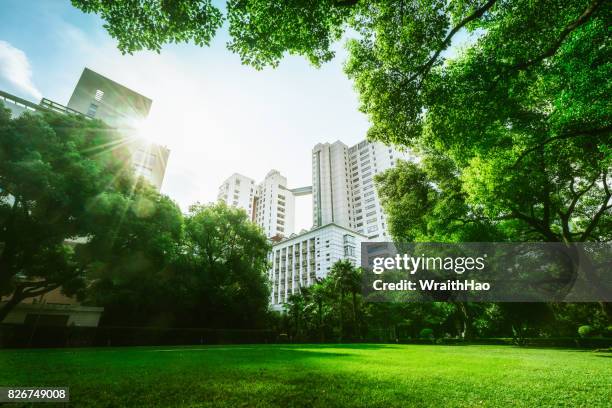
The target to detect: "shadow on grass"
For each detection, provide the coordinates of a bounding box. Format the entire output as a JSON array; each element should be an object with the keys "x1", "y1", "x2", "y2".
[{"x1": 277, "y1": 343, "x2": 397, "y2": 350}]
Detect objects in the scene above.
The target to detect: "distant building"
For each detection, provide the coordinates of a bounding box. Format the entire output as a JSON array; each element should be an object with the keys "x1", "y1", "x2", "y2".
[
  {"x1": 67, "y1": 68, "x2": 169, "y2": 191},
  {"x1": 313, "y1": 139, "x2": 415, "y2": 240},
  {"x1": 268, "y1": 223, "x2": 367, "y2": 309},
  {"x1": 253, "y1": 170, "x2": 296, "y2": 239},
  {"x1": 217, "y1": 170, "x2": 296, "y2": 239},
  {"x1": 217, "y1": 173, "x2": 257, "y2": 217}
]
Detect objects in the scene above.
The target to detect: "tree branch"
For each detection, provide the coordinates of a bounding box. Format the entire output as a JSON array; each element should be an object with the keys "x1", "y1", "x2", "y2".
[
  {"x1": 408, "y1": 0, "x2": 498, "y2": 83},
  {"x1": 564, "y1": 176, "x2": 599, "y2": 219},
  {"x1": 511, "y1": 209, "x2": 559, "y2": 241},
  {"x1": 579, "y1": 171, "x2": 612, "y2": 241},
  {"x1": 512, "y1": 0, "x2": 603, "y2": 71},
  {"x1": 513, "y1": 125, "x2": 612, "y2": 168}
]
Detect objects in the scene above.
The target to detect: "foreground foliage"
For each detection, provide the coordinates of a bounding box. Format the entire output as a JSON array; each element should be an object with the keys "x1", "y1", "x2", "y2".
[{"x1": 0, "y1": 106, "x2": 140, "y2": 320}]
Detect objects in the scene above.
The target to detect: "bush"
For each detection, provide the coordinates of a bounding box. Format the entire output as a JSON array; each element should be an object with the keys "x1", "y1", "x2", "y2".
[
  {"x1": 578, "y1": 325, "x2": 594, "y2": 338},
  {"x1": 419, "y1": 328, "x2": 434, "y2": 339}
]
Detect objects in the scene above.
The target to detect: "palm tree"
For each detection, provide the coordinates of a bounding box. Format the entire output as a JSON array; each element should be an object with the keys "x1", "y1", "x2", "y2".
[
  {"x1": 304, "y1": 279, "x2": 328, "y2": 342},
  {"x1": 286, "y1": 291, "x2": 306, "y2": 341},
  {"x1": 330, "y1": 259, "x2": 359, "y2": 341},
  {"x1": 348, "y1": 267, "x2": 364, "y2": 338}
]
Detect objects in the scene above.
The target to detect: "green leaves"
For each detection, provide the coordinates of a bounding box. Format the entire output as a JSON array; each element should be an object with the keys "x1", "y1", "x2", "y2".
[
  {"x1": 227, "y1": 0, "x2": 354, "y2": 69},
  {"x1": 72, "y1": 0, "x2": 223, "y2": 54}
]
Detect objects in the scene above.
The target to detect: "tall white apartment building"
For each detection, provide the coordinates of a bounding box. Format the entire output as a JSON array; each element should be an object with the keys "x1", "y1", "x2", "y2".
[
  {"x1": 313, "y1": 139, "x2": 414, "y2": 240},
  {"x1": 268, "y1": 223, "x2": 367, "y2": 308},
  {"x1": 217, "y1": 173, "x2": 256, "y2": 217},
  {"x1": 217, "y1": 170, "x2": 296, "y2": 239},
  {"x1": 253, "y1": 170, "x2": 295, "y2": 239}
]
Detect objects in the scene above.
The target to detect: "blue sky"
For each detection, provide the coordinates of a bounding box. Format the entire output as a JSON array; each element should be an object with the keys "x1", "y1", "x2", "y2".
[{"x1": 0, "y1": 0, "x2": 371, "y2": 230}]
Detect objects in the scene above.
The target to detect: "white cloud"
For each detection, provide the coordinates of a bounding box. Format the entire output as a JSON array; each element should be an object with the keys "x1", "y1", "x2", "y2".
[{"x1": 0, "y1": 40, "x2": 42, "y2": 100}]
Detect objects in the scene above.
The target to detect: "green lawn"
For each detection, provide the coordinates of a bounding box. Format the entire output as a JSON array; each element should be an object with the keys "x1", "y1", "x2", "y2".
[{"x1": 0, "y1": 344, "x2": 610, "y2": 407}]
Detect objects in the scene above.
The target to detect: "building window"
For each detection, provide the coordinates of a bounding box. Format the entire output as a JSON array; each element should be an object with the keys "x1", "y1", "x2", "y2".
[
  {"x1": 94, "y1": 89, "x2": 104, "y2": 102},
  {"x1": 86, "y1": 103, "x2": 98, "y2": 117}
]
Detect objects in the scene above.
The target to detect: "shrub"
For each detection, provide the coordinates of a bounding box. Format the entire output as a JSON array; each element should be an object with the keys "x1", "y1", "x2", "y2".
[
  {"x1": 419, "y1": 328, "x2": 434, "y2": 339},
  {"x1": 578, "y1": 325, "x2": 594, "y2": 338}
]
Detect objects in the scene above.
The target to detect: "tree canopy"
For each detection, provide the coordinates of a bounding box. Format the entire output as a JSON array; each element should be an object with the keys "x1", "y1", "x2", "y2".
[
  {"x1": 0, "y1": 105, "x2": 138, "y2": 320},
  {"x1": 72, "y1": 0, "x2": 610, "y2": 244}
]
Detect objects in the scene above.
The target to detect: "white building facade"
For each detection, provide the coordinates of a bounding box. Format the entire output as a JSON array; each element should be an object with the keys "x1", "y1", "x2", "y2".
[
  {"x1": 268, "y1": 223, "x2": 367, "y2": 309},
  {"x1": 217, "y1": 173, "x2": 256, "y2": 217},
  {"x1": 313, "y1": 139, "x2": 414, "y2": 240},
  {"x1": 217, "y1": 170, "x2": 296, "y2": 239},
  {"x1": 253, "y1": 170, "x2": 295, "y2": 239}
]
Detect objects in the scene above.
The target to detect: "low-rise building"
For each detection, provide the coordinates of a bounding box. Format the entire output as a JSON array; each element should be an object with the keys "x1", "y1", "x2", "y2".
[
  {"x1": 1, "y1": 288, "x2": 103, "y2": 328},
  {"x1": 268, "y1": 223, "x2": 367, "y2": 310}
]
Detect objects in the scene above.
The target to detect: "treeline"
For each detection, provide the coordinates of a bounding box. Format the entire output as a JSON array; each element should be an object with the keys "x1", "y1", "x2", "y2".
[
  {"x1": 0, "y1": 107, "x2": 272, "y2": 329},
  {"x1": 275, "y1": 259, "x2": 610, "y2": 343}
]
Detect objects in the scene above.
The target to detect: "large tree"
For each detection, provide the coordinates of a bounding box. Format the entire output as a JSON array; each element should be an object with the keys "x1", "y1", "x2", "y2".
[
  {"x1": 180, "y1": 203, "x2": 271, "y2": 328},
  {"x1": 0, "y1": 106, "x2": 137, "y2": 321},
  {"x1": 82, "y1": 185, "x2": 184, "y2": 326},
  {"x1": 88, "y1": 202, "x2": 272, "y2": 328}
]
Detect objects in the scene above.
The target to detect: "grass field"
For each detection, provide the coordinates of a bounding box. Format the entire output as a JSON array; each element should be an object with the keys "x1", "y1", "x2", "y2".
[{"x1": 0, "y1": 344, "x2": 610, "y2": 407}]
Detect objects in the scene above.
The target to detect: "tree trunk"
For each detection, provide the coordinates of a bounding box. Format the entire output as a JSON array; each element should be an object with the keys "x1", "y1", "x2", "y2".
[
  {"x1": 338, "y1": 290, "x2": 344, "y2": 342},
  {"x1": 351, "y1": 291, "x2": 359, "y2": 339},
  {"x1": 318, "y1": 301, "x2": 324, "y2": 342},
  {"x1": 0, "y1": 240, "x2": 17, "y2": 288},
  {"x1": 457, "y1": 302, "x2": 472, "y2": 340},
  {"x1": 0, "y1": 294, "x2": 23, "y2": 323},
  {"x1": 600, "y1": 302, "x2": 611, "y2": 323}
]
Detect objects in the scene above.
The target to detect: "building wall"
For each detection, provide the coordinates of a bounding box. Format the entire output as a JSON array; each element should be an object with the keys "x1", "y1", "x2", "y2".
[
  {"x1": 66, "y1": 68, "x2": 169, "y2": 191},
  {"x1": 1, "y1": 303, "x2": 103, "y2": 327},
  {"x1": 217, "y1": 173, "x2": 256, "y2": 217},
  {"x1": 254, "y1": 170, "x2": 295, "y2": 238},
  {"x1": 268, "y1": 223, "x2": 366, "y2": 308},
  {"x1": 67, "y1": 68, "x2": 152, "y2": 129},
  {"x1": 130, "y1": 141, "x2": 170, "y2": 191},
  {"x1": 312, "y1": 141, "x2": 352, "y2": 229},
  {"x1": 312, "y1": 139, "x2": 414, "y2": 240}
]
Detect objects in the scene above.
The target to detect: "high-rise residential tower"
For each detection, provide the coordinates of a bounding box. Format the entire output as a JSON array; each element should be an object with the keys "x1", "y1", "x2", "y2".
[
  {"x1": 217, "y1": 170, "x2": 296, "y2": 239},
  {"x1": 217, "y1": 173, "x2": 256, "y2": 217},
  {"x1": 312, "y1": 139, "x2": 415, "y2": 240},
  {"x1": 66, "y1": 68, "x2": 169, "y2": 191},
  {"x1": 253, "y1": 170, "x2": 296, "y2": 239},
  {"x1": 312, "y1": 141, "x2": 352, "y2": 229}
]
